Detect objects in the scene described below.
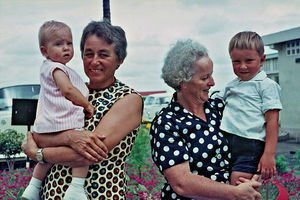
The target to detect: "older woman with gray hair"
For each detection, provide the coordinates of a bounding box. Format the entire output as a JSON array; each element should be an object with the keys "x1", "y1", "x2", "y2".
[{"x1": 150, "y1": 39, "x2": 261, "y2": 200}]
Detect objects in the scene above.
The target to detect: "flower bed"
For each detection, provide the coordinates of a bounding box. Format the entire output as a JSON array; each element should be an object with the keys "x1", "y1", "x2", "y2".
[
  {"x1": 259, "y1": 170, "x2": 300, "y2": 200},
  {"x1": 0, "y1": 168, "x2": 33, "y2": 199},
  {"x1": 1, "y1": 166, "x2": 300, "y2": 199},
  {"x1": 0, "y1": 126, "x2": 299, "y2": 199}
]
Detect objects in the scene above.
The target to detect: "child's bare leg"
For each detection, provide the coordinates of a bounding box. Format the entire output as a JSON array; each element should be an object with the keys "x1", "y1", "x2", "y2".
[
  {"x1": 22, "y1": 163, "x2": 53, "y2": 200},
  {"x1": 33, "y1": 163, "x2": 53, "y2": 180},
  {"x1": 230, "y1": 171, "x2": 254, "y2": 186},
  {"x1": 72, "y1": 166, "x2": 89, "y2": 178},
  {"x1": 63, "y1": 166, "x2": 89, "y2": 200}
]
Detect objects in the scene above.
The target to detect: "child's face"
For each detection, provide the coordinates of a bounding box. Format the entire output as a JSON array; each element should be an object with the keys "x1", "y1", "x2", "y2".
[
  {"x1": 41, "y1": 28, "x2": 74, "y2": 65},
  {"x1": 230, "y1": 48, "x2": 265, "y2": 81}
]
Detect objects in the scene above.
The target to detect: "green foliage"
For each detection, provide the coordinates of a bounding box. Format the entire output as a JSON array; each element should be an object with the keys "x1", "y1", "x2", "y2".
[
  {"x1": 0, "y1": 129, "x2": 25, "y2": 171},
  {"x1": 260, "y1": 181, "x2": 278, "y2": 200},
  {"x1": 294, "y1": 149, "x2": 300, "y2": 170},
  {"x1": 128, "y1": 127, "x2": 151, "y2": 170},
  {"x1": 17, "y1": 187, "x2": 24, "y2": 200},
  {"x1": 295, "y1": 149, "x2": 300, "y2": 158},
  {"x1": 127, "y1": 182, "x2": 148, "y2": 195},
  {"x1": 0, "y1": 129, "x2": 25, "y2": 158},
  {"x1": 276, "y1": 154, "x2": 289, "y2": 174}
]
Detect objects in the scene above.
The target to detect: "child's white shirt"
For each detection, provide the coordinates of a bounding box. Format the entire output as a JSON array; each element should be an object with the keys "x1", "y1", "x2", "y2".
[
  {"x1": 217, "y1": 71, "x2": 282, "y2": 141},
  {"x1": 33, "y1": 59, "x2": 89, "y2": 133}
]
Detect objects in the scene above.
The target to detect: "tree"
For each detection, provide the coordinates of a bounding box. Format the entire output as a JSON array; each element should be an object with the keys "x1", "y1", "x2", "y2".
[
  {"x1": 0, "y1": 129, "x2": 25, "y2": 171},
  {"x1": 103, "y1": 0, "x2": 111, "y2": 22}
]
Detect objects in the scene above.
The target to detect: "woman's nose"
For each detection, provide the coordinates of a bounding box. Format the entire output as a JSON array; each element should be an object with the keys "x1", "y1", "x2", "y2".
[
  {"x1": 91, "y1": 55, "x2": 101, "y2": 65},
  {"x1": 209, "y1": 76, "x2": 215, "y2": 86}
]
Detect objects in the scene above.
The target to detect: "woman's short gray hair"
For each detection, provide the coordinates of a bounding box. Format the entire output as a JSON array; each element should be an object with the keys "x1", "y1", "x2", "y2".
[
  {"x1": 161, "y1": 39, "x2": 208, "y2": 91},
  {"x1": 80, "y1": 20, "x2": 127, "y2": 68}
]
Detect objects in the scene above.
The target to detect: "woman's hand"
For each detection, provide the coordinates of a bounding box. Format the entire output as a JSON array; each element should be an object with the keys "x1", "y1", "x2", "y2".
[
  {"x1": 22, "y1": 131, "x2": 99, "y2": 167},
  {"x1": 31, "y1": 129, "x2": 108, "y2": 163},
  {"x1": 236, "y1": 177, "x2": 262, "y2": 200},
  {"x1": 66, "y1": 130, "x2": 108, "y2": 162},
  {"x1": 21, "y1": 131, "x2": 39, "y2": 161},
  {"x1": 236, "y1": 175, "x2": 262, "y2": 192}
]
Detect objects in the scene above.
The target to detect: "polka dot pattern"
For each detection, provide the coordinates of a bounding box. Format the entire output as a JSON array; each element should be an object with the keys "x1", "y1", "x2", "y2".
[
  {"x1": 41, "y1": 80, "x2": 140, "y2": 200},
  {"x1": 150, "y1": 93, "x2": 231, "y2": 199}
]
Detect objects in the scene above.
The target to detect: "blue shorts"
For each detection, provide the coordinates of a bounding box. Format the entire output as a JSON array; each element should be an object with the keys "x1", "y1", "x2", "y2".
[{"x1": 224, "y1": 132, "x2": 265, "y2": 174}]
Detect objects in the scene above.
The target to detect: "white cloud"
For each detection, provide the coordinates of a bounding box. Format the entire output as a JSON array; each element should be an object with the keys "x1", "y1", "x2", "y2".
[{"x1": 1, "y1": 0, "x2": 300, "y2": 92}]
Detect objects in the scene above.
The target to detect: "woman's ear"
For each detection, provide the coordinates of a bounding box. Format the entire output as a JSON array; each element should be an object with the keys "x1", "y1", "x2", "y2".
[
  {"x1": 180, "y1": 82, "x2": 187, "y2": 90},
  {"x1": 118, "y1": 59, "x2": 123, "y2": 65},
  {"x1": 116, "y1": 60, "x2": 123, "y2": 69}
]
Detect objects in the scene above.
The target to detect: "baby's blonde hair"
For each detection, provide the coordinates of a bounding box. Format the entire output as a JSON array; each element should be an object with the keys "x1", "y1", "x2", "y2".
[
  {"x1": 229, "y1": 31, "x2": 264, "y2": 56},
  {"x1": 38, "y1": 20, "x2": 71, "y2": 47}
]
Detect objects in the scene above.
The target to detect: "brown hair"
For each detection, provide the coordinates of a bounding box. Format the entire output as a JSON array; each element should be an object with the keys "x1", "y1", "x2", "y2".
[
  {"x1": 229, "y1": 31, "x2": 264, "y2": 56},
  {"x1": 38, "y1": 20, "x2": 71, "y2": 47}
]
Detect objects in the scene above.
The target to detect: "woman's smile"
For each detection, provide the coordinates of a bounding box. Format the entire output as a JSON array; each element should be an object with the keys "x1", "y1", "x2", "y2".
[{"x1": 83, "y1": 35, "x2": 121, "y2": 89}]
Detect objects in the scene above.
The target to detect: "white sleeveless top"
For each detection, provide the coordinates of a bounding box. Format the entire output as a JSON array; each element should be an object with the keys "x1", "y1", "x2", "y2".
[{"x1": 33, "y1": 59, "x2": 89, "y2": 133}]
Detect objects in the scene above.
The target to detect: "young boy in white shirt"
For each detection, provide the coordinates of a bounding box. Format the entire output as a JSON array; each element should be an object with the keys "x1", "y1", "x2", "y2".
[{"x1": 217, "y1": 31, "x2": 282, "y2": 185}]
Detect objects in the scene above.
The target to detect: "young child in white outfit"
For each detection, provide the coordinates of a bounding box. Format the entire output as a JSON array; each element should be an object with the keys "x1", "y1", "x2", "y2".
[
  {"x1": 217, "y1": 31, "x2": 282, "y2": 185},
  {"x1": 22, "y1": 20, "x2": 94, "y2": 200}
]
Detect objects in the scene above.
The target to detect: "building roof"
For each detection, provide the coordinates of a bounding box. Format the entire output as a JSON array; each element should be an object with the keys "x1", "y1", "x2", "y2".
[
  {"x1": 139, "y1": 90, "x2": 166, "y2": 96},
  {"x1": 262, "y1": 27, "x2": 300, "y2": 46},
  {"x1": 266, "y1": 53, "x2": 278, "y2": 59}
]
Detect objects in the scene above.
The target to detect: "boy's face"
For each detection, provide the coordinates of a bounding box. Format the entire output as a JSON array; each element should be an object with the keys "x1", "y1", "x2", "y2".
[
  {"x1": 230, "y1": 48, "x2": 265, "y2": 81},
  {"x1": 41, "y1": 28, "x2": 74, "y2": 65}
]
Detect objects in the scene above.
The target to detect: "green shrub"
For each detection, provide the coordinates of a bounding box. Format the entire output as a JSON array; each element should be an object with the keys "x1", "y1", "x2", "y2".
[
  {"x1": 294, "y1": 149, "x2": 300, "y2": 170},
  {"x1": 276, "y1": 154, "x2": 289, "y2": 175},
  {"x1": 0, "y1": 129, "x2": 25, "y2": 171},
  {"x1": 128, "y1": 126, "x2": 151, "y2": 171}
]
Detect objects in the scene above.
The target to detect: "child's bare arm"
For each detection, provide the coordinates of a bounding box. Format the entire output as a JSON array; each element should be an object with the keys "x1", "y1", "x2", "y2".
[
  {"x1": 258, "y1": 109, "x2": 279, "y2": 179},
  {"x1": 53, "y1": 69, "x2": 94, "y2": 118}
]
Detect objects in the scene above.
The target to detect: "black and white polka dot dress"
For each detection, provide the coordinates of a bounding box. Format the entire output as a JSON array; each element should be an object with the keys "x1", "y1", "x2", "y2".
[{"x1": 150, "y1": 93, "x2": 231, "y2": 200}]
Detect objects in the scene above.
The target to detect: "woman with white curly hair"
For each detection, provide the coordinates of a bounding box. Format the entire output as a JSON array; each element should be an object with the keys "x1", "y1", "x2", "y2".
[{"x1": 150, "y1": 39, "x2": 261, "y2": 200}]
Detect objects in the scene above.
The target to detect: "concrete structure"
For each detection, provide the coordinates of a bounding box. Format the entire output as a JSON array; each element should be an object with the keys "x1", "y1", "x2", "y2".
[
  {"x1": 262, "y1": 27, "x2": 300, "y2": 139},
  {"x1": 262, "y1": 53, "x2": 279, "y2": 83}
]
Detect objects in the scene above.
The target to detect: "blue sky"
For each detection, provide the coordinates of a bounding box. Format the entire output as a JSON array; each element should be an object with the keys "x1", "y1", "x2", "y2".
[{"x1": 1, "y1": 0, "x2": 300, "y2": 92}]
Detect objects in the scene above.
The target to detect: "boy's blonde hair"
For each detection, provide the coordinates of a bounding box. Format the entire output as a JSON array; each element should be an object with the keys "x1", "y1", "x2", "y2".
[
  {"x1": 38, "y1": 20, "x2": 71, "y2": 47},
  {"x1": 229, "y1": 31, "x2": 264, "y2": 56}
]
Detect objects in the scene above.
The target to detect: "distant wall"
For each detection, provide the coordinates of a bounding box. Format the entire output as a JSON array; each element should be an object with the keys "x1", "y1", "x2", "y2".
[{"x1": 276, "y1": 43, "x2": 300, "y2": 130}]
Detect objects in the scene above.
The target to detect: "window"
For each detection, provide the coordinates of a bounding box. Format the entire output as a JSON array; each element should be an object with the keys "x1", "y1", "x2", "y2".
[
  {"x1": 286, "y1": 40, "x2": 300, "y2": 56},
  {"x1": 262, "y1": 57, "x2": 278, "y2": 73}
]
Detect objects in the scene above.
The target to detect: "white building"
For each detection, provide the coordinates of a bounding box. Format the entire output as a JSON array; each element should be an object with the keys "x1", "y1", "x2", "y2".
[
  {"x1": 262, "y1": 27, "x2": 300, "y2": 139},
  {"x1": 262, "y1": 53, "x2": 279, "y2": 83}
]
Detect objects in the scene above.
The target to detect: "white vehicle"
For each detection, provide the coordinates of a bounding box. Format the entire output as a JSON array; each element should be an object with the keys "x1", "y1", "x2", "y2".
[
  {"x1": 142, "y1": 93, "x2": 172, "y2": 122},
  {"x1": 0, "y1": 84, "x2": 40, "y2": 134}
]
